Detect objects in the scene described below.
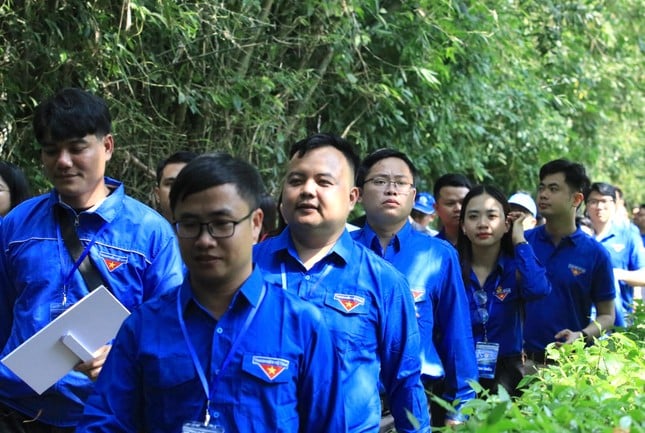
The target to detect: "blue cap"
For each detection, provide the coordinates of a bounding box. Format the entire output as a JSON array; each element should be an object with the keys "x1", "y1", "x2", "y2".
[{"x1": 413, "y1": 192, "x2": 436, "y2": 215}]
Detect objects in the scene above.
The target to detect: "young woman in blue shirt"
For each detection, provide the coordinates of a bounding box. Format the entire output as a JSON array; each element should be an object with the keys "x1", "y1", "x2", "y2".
[{"x1": 457, "y1": 185, "x2": 551, "y2": 396}]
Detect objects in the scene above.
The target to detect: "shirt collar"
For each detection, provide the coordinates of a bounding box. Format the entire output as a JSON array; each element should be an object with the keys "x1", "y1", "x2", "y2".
[
  {"x1": 50, "y1": 177, "x2": 124, "y2": 224},
  {"x1": 360, "y1": 220, "x2": 412, "y2": 254},
  {"x1": 180, "y1": 266, "x2": 265, "y2": 312},
  {"x1": 270, "y1": 226, "x2": 350, "y2": 266}
]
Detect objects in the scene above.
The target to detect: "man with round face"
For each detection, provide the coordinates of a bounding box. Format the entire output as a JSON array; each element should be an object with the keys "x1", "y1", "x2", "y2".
[
  {"x1": 352, "y1": 149, "x2": 477, "y2": 427},
  {"x1": 523, "y1": 159, "x2": 615, "y2": 364},
  {"x1": 433, "y1": 173, "x2": 472, "y2": 246},
  {"x1": 154, "y1": 151, "x2": 198, "y2": 222},
  {"x1": 585, "y1": 182, "x2": 645, "y2": 326},
  {"x1": 254, "y1": 134, "x2": 430, "y2": 433},
  {"x1": 79, "y1": 153, "x2": 345, "y2": 432},
  {"x1": 0, "y1": 88, "x2": 183, "y2": 431}
]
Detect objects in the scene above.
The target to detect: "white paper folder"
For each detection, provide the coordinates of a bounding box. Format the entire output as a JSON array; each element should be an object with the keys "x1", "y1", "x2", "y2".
[{"x1": 1, "y1": 286, "x2": 130, "y2": 394}]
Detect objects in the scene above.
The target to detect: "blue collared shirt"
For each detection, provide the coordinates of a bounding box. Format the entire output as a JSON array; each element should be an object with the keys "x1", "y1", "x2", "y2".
[
  {"x1": 78, "y1": 267, "x2": 345, "y2": 433},
  {"x1": 524, "y1": 226, "x2": 615, "y2": 353},
  {"x1": 464, "y1": 244, "x2": 551, "y2": 356},
  {"x1": 253, "y1": 229, "x2": 430, "y2": 433},
  {"x1": 596, "y1": 222, "x2": 645, "y2": 319},
  {"x1": 0, "y1": 177, "x2": 184, "y2": 426},
  {"x1": 352, "y1": 222, "x2": 477, "y2": 416}
]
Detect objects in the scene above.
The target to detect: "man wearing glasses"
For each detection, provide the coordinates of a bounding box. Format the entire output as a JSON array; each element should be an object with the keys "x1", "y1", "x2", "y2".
[
  {"x1": 351, "y1": 149, "x2": 477, "y2": 427},
  {"x1": 253, "y1": 134, "x2": 430, "y2": 433},
  {"x1": 78, "y1": 153, "x2": 346, "y2": 433},
  {"x1": 585, "y1": 182, "x2": 645, "y2": 327}
]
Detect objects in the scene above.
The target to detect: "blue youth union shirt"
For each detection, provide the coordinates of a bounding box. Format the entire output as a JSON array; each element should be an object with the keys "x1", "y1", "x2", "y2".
[
  {"x1": 352, "y1": 221, "x2": 477, "y2": 417},
  {"x1": 463, "y1": 243, "x2": 551, "y2": 356},
  {"x1": 0, "y1": 177, "x2": 183, "y2": 427},
  {"x1": 78, "y1": 267, "x2": 346, "y2": 433},
  {"x1": 524, "y1": 225, "x2": 615, "y2": 353},
  {"x1": 254, "y1": 228, "x2": 430, "y2": 433}
]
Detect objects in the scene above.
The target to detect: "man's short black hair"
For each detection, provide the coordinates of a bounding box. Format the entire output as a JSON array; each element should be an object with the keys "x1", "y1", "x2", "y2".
[
  {"x1": 585, "y1": 182, "x2": 617, "y2": 202},
  {"x1": 289, "y1": 133, "x2": 360, "y2": 179},
  {"x1": 170, "y1": 152, "x2": 265, "y2": 214},
  {"x1": 539, "y1": 159, "x2": 590, "y2": 194},
  {"x1": 33, "y1": 88, "x2": 111, "y2": 145},
  {"x1": 355, "y1": 148, "x2": 417, "y2": 187},
  {"x1": 433, "y1": 173, "x2": 472, "y2": 199},
  {"x1": 156, "y1": 151, "x2": 199, "y2": 185}
]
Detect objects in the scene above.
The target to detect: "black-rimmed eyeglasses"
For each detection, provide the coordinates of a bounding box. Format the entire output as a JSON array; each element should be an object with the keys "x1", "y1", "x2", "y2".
[{"x1": 174, "y1": 209, "x2": 255, "y2": 239}]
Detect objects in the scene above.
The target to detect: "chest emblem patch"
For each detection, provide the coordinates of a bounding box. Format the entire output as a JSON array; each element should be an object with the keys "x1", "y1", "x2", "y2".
[
  {"x1": 411, "y1": 288, "x2": 425, "y2": 302},
  {"x1": 494, "y1": 286, "x2": 511, "y2": 301},
  {"x1": 102, "y1": 258, "x2": 125, "y2": 272},
  {"x1": 333, "y1": 294, "x2": 365, "y2": 312},
  {"x1": 610, "y1": 244, "x2": 626, "y2": 253},
  {"x1": 252, "y1": 356, "x2": 289, "y2": 380},
  {"x1": 568, "y1": 264, "x2": 586, "y2": 277}
]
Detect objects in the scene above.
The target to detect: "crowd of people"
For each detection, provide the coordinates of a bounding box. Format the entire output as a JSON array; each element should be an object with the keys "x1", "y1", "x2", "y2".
[{"x1": 0, "y1": 88, "x2": 643, "y2": 433}]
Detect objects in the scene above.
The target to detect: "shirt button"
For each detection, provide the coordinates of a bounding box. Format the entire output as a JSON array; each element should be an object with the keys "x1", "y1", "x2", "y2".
[
  {"x1": 304, "y1": 275, "x2": 311, "y2": 280},
  {"x1": 216, "y1": 327, "x2": 223, "y2": 334},
  {"x1": 212, "y1": 412, "x2": 220, "y2": 418}
]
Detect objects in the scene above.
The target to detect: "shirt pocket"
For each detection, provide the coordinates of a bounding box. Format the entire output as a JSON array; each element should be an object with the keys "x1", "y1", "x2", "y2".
[
  {"x1": 240, "y1": 353, "x2": 298, "y2": 408},
  {"x1": 323, "y1": 290, "x2": 374, "y2": 353},
  {"x1": 141, "y1": 354, "x2": 202, "y2": 424}
]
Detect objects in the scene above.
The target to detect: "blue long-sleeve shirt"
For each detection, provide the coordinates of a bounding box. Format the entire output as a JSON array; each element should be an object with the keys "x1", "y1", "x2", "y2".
[
  {"x1": 463, "y1": 243, "x2": 551, "y2": 356},
  {"x1": 253, "y1": 229, "x2": 430, "y2": 433},
  {"x1": 352, "y1": 222, "x2": 477, "y2": 415},
  {"x1": 524, "y1": 226, "x2": 615, "y2": 353},
  {"x1": 596, "y1": 222, "x2": 645, "y2": 321},
  {"x1": 78, "y1": 267, "x2": 345, "y2": 433},
  {"x1": 0, "y1": 177, "x2": 184, "y2": 426}
]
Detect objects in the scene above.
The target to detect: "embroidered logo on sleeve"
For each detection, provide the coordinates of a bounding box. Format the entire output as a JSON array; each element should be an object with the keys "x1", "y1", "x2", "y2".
[
  {"x1": 333, "y1": 294, "x2": 365, "y2": 312},
  {"x1": 252, "y1": 356, "x2": 289, "y2": 380},
  {"x1": 568, "y1": 264, "x2": 586, "y2": 276},
  {"x1": 494, "y1": 286, "x2": 511, "y2": 301},
  {"x1": 98, "y1": 253, "x2": 128, "y2": 272},
  {"x1": 410, "y1": 288, "x2": 426, "y2": 302}
]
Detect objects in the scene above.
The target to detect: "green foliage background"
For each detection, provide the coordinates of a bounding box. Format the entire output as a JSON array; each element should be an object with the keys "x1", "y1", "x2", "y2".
[
  {"x1": 438, "y1": 300, "x2": 645, "y2": 432},
  {"x1": 1, "y1": 0, "x2": 643, "y2": 206}
]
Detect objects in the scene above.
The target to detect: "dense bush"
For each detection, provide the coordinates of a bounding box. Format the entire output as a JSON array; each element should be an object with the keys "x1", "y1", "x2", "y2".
[
  {"x1": 1, "y1": 1, "x2": 643, "y2": 206},
  {"x1": 434, "y1": 300, "x2": 645, "y2": 432}
]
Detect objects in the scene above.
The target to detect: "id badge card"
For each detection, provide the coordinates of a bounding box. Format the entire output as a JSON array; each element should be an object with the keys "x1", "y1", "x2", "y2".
[
  {"x1": 50, "y1": 303, "x2": 68, "y2": 321},
  {"x1": 476, "y1": 341, "x2": 500, "y2": 379},
  {"x1": 182, "y1": 421, "x2": 225, "y2": 433}
]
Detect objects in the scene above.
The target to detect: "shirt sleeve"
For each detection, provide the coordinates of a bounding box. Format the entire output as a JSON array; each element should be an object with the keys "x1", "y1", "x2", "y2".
[
  {"x1": 379, "y1": 271, "x2": 431, "y2": 432},
  {"x1": 77, "y1": 314, "x2": 142, "y2": 433},
  {"x1": 0, "y1": 221, "x2": 15, "y2": 349},
  {"x1": 434, "y1": 247, "x2": 478, "y2": 421},
  {"x1": 141, "y1": 234, "x2": 184, "y2": 300},
  {"x1": 514, "y1": 242, "x2": 552, "y2": 301}
]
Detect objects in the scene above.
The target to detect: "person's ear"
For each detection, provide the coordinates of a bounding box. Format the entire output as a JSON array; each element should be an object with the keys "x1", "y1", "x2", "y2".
[{"x1": 102, "y1": 134, "x2": 114, "y2": 161}]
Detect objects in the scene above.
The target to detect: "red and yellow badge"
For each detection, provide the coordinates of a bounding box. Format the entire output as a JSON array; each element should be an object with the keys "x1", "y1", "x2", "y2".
[
  {"x1": 568, "y1": 264, "x2": 586, "y2": 277},
  {"x1": 102, "y1": 258, "x2": 124, "y2": 272},
  {"x1": 252, "y1": 356, "x2": 289, "y2": 380},
  {"x1": 494, "y1": 285, "x2": 511, "y2": 301},
  {"x1": 333, "y1": 294, "x2": 365, "y2": 312},
  {"x1": 410, "y1": 288, "x2": 425, "y2": 302}
]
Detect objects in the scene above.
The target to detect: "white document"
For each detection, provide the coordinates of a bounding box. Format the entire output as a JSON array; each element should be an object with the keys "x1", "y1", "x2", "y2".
[{"x1": 1, "y1": 286, "x2": 130, "y2": 394}]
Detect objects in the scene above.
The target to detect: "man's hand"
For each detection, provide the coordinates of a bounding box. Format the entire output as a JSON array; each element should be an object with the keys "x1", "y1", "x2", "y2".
[
  {"x1": 553, "y1": 329, "x2": 584, "y2": 347},
  {"x1": 73, "y1": 344, "x2": 111, "y2": 381}
]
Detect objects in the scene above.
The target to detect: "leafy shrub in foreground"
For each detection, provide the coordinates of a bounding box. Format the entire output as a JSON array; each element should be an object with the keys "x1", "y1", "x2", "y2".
[{"x1": 438, "y1": 301, "x2": 645, "y2": 433}]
